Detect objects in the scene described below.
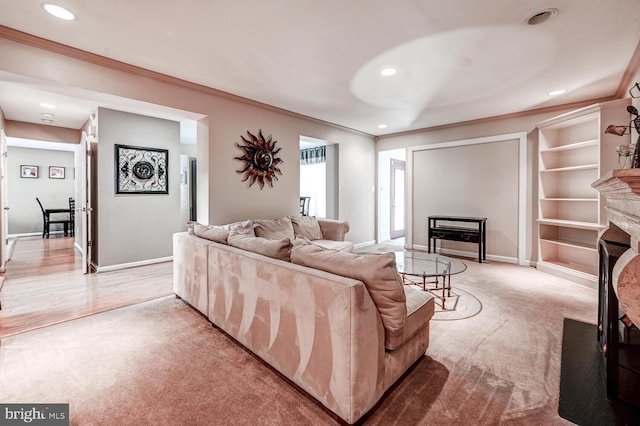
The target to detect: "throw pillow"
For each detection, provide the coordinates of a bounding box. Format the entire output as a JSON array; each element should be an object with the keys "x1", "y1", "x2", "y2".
[
  {"x1": 290, "y1": 216, "x2": 323, "y2": 240},
  {"x1": 228, "y1": 231, "x2": 292, "y2": 262},
  {"x1": 254, "y1": 217, "x2": 295, "y2": 240},
  {"x1": 186, "y1": 221, "x2": 195, "y2": 235},
  {"x1": 291, "y1": 243, "x2": 406, "y2": 333},
  {"x1": 228, "y1": 219, "x2": 255, "y2": 236},
  {"x1": 193, "y1": 222, "x2": 229, "y2": 244}
]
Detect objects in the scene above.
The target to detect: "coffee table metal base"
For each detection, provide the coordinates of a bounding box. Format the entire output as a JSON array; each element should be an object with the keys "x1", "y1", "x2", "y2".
[{"x1": 400, "y1": 273, "x2": 451, "y2": 302}]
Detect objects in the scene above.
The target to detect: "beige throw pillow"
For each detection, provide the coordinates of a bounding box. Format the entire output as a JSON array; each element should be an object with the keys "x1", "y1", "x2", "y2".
[
  {"x1": 193, "y1": 223, "x2": 229, "y2": 244},
  {"x1": 291, "y1": 243, "x2": 407, "y2": 333},
  {"x1": 228, "y1": 231, "x2": 292, "y2": 261},
  {"x1": 290, "y1": 216, "x2": 323, "y2": 240},
  {"x1": 186, "y1": 221, "x2": 196, "y2": 235},
  {"x1": 254, "y1": 217, "x2": 295, "y2": 240},
  {"x1": 228, "y1": 220, "x2": 255, "y2": 236}
]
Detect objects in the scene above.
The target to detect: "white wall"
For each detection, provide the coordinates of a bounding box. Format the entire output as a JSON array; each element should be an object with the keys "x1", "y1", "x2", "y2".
[
  {"x1": 7, "y1": 146, "x2": 75, "y2": 235},
  {"x1": 96, "y1": 108, "x2": 182, "y2": 267},
  {"x1": 412, "y1": 139, "x2": 519, "y2": 259}
]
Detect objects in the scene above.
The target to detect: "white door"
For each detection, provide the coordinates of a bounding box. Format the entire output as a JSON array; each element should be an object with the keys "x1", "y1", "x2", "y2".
[
  {"x1": 78, "y1": 133, "x2": 92, "y2": 273},
  {"x1": 390, "y1": 159, "x2": 405, "y2": 239},
  {"x1": 0, "y1": 130, "x2": 8, "y2": 271}
]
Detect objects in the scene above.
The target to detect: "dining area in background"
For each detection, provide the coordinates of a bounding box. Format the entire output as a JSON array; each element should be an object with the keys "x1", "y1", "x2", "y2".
[{"x1": 36, "y1": 197, "x2": 75, "y2": 239}]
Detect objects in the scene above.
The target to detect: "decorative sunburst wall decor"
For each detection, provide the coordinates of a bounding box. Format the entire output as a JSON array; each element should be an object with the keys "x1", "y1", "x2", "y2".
[{"x1": 234, "y1": 130, "x2": 283, "y2": 189}]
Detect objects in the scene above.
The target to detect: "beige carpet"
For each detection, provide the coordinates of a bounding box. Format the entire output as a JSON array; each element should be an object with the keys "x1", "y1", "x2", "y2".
[{"x1": 0, "y1": 260, "x2": 596, "y2": 425}]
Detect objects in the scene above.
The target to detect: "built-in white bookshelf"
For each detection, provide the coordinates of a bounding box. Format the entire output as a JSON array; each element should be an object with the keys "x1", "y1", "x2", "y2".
[{"x1": 536, "y1": 98, "x2": 630, "y2": 287}]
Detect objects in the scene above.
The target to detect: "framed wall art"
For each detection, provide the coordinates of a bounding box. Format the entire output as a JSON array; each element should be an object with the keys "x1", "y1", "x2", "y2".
[
  {"x1": 49, "y1": 166, "x2": 65, "y2": 179},
  {"x1": 20, "y1": 165, "x2": 39, "y2": 178},
  {"x1": 115, "y1": 144, "x2": 168, "y2": 194}
]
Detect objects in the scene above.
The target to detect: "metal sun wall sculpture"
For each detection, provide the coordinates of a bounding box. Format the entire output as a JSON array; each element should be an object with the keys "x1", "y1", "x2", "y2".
[
  {"x1": 234, "y1": 130, "x2": 283, "y2": 189},
  {"x1": 115, "y1": 144, "x2": 168, "y2": 194}
]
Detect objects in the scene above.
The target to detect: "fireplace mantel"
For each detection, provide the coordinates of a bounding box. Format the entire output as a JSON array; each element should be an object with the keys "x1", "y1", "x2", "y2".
[{"x1": 593, "y1": 169, "x2": 640, "y2": 326}]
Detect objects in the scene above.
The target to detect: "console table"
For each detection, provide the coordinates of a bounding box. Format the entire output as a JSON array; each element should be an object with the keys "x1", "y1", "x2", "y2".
[{"x1": 428, "y1": 216, "x2": 487, "y2": 263}]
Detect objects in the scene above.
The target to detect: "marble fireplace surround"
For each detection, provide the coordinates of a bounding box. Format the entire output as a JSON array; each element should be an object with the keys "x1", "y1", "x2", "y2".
[{"x1": 593, "y1": 169, "x2": 640, "y2": 326}]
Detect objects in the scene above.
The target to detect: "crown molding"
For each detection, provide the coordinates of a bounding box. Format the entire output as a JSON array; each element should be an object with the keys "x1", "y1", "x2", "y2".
[{"x1": 377, "y1": 96, "x2": 616, "y2": 139}]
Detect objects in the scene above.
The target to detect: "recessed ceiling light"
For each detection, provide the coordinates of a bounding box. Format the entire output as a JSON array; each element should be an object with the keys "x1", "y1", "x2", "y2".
[
  {"x1": 42, "y1": 3, "x2": 76, "y2": 21},
  {"x1": 378, "y1": 124, "x2": 388, "y2": 129},
  {"x1": 41, "y1": 119, "x2": 54, "y2": 124},
  {"x1": 41, "y1": 113, "x2": 54, "y2": 120},
  {"x1": 379, "y1": 68, "x2": 397, "y2": 77},
  {"x1": 527, "y1": 8, "x2": 558, "y2": 25},
  {"x1": 40, "y1": 103, "x2": 56, "y2": 109},
  {"x1": 549, "y1": 89, "x2": 566, "y2": 96}
]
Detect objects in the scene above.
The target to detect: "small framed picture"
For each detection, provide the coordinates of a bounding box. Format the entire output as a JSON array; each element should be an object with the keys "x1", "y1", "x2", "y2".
[
  {"x1": 49, "y1": 166, "x2": 65, "y2": 179},
  {"x1": 20, "y1": 165, "x2": 39, "y2": 178}
]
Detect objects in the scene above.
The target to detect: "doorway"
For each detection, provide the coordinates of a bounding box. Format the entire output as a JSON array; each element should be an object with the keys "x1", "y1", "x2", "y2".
[
  {"x1": 4, "y1": 137, "x2": 83, "y2": 271},
  {"x1": 299, "y1": 135, "x2": 339, "y2": 219},
  {"x1": 377, "y1": 148, "x2": 406, "y2": 243}
]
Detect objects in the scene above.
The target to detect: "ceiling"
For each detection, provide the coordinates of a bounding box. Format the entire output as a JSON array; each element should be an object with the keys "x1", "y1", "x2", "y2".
[{"x1": 0, "y1": 0, "x2": 639, "y2": 136}]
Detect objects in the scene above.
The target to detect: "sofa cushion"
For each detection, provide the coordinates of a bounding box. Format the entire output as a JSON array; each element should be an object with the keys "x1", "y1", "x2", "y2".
[
  {"x1": 254, "y1": 217, "x2": 295, "y2": 240},
  {"x1": 310, "y1": 239, "x2": 354, "y2": 252},
  {"x1": 291, "y1": 242, "x2": 406, "y2": 334},
  {"x1": 290, "y1": 216, "x2": 323, "y2": 240},
  {"x1": 193, "y1": 222, "x2": 230, "y2": 244},
  {"x1": 228, "y1": 231, "x2": 292, "y2": 261},
  {"x1": 385, "y1": 285, "x2": 434, "y2": 350},
  {"x1": 228, "y1": 220, "x2": 255, "y2": 236}
]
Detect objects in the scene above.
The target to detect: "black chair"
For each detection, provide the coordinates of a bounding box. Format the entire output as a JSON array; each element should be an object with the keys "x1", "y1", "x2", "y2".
[
  {"x1": 36, "y1": 197, "x2": 71, "y2": 239},
  {"x1": 299, "y1": 196, "x2": 310, "y2": 216}
]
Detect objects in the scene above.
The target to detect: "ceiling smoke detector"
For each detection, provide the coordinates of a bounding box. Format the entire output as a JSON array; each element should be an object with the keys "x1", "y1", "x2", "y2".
[{"x1": 527, "y1": 8, "x2": 558, "y2": 25}]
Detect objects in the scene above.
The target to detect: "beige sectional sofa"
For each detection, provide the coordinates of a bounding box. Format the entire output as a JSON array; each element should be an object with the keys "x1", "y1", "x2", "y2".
[{"x1": 173, "y1": 216, "x2": 435, "y2": 424}]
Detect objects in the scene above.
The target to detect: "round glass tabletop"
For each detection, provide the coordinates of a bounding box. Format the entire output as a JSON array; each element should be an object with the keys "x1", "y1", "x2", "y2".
[{"x1": 394, "y1": 251, "x2": 467, "y2": 277}]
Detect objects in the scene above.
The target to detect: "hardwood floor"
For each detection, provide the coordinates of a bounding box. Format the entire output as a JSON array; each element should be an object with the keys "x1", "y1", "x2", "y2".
[{"x1": 0, "y1": 236, "x2": 173, "y2": 338}]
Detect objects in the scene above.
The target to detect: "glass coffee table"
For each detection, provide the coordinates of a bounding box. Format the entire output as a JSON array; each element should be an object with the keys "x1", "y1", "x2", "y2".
[{"x1": 394, "y1": 251, "x2": 467, "y2": 301}]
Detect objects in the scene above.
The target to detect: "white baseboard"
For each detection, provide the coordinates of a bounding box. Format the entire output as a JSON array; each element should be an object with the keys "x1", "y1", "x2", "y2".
[
  {"x1": 536, "y1": 260, "x2": 597, "y2": 289},
  {"x1": 94, "y1": 256, "x2": 173, "y2": 273},
  {"x1": 8, "y1": 231, "x2": 68, "y2": 238}
]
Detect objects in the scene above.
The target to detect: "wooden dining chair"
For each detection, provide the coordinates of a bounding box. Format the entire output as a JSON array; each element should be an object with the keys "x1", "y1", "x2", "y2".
[
  {"x1": 299, "y1": 196, "x2": 310, "y2": 216},
  {"x1": 36, "y1": 197, "x2": 69, "y2": 239}
]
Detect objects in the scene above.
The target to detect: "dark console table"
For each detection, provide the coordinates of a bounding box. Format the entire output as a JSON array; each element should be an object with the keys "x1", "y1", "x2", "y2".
[{"x1": 428, "y1": 216, "x2": 487, "y2": 263}]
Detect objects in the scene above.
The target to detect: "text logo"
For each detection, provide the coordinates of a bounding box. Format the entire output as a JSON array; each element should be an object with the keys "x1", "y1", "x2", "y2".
[{"x1": 1, "y1": 404, "x2": 69, "y2": 425}]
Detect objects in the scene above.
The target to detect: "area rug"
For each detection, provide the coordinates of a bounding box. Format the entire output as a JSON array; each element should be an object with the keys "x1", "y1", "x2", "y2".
[{"x1": 558, "y1": 318, "x2": 640, "y2": 425}]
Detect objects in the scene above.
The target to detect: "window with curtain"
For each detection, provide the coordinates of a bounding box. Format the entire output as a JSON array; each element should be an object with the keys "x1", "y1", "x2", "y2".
[{"x1": 300, "y1": 146, "x2": 326, "y2": 165}]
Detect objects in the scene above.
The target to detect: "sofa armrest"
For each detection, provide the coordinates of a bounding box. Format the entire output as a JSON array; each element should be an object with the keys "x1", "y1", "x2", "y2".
[
  {"x1": 173, "y1": 232, "x2": 209, "y2": 316},
  {"x1": 317, "y1": 218, "x2": 349, "y2": 241}
]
